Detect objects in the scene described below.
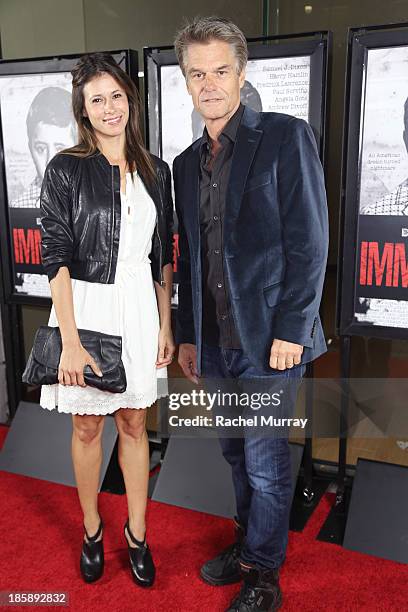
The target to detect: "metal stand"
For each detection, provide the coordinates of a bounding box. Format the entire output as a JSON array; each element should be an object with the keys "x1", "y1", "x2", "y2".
[
  {"x1": 302, "y1": 360, "x2": 315, "y2": 504},
  {"x1": 0, "y1": 293, "x2": 25, "y2": 422},
  {"x1": 336, "y1": 334, "x2": 351, "y2": 505},
  {"x1": 316, "y1": 334, "x2": 352, "y2": 544},
  {"x1": 288, "y1": 359, "x2": 329, "y2": 532}
]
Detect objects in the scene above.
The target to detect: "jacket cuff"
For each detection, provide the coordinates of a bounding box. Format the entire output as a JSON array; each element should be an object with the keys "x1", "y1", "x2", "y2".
[
  {"x1": 162, "y1": 249, "x2": 174, "y2": 267},
  {"x1": 175, "y1": 321, "x2": 195, "y2": 345},
  {"x1": 44, "y1": 261, "x2": 70, "y2": 283},
  {"x1": 273, "y1": 314, "x2": 318, "y2": 348}
]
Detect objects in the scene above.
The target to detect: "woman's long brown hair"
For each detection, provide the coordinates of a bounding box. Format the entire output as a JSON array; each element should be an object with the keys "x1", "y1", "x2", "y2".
[{"x1": 65, "y1": 52, "x2": 155, "y2": 186}]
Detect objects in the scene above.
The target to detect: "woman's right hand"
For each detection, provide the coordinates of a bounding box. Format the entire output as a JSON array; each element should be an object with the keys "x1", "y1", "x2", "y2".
[{"x1": 58, "y1": 342, "x2": 103, "y2": 386}]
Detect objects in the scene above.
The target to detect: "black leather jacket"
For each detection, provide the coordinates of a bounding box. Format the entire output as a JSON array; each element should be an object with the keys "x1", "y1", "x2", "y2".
[{"x1": 40, "y1": 150, "x2": 173, "y2": 286}]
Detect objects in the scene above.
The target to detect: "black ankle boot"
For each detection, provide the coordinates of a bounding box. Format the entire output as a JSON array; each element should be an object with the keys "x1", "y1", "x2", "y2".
[
  {"x1": 225, "y1": 562, "x2": 282, "y2": 611},
  {"x1": 124, "y1": 519, "x2": 155, "y2": 587},
  {"x1": 80, "y1": 519, "x2": 104, "y2": 583},
  {"x1": 200, "y1": 517, "x2": 245, "y2": 586}
]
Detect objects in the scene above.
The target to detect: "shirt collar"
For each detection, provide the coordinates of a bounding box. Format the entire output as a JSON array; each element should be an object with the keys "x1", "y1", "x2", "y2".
[{"x1": 201, "y1": 102, "x2": 245, "y2": 151}]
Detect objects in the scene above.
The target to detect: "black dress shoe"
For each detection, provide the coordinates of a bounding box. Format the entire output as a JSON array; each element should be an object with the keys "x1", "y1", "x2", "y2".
[
  {"x1": 200, "y1": 517, "x2": 245, "y2": 586},
  {"x1": 225, "y1": 562, "x2": 282, "y2": 611},
  {"x1": 80, "y1": 519, "x2": 104, "y2": 583},
  {"x1": 124, "y1": 519, "x2": 155, "y2": 587}
]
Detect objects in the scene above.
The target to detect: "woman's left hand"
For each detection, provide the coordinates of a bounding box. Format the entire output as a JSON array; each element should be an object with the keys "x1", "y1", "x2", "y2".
[{"x1": 156, "y1": 326, "x2": 176, "y2": 368}]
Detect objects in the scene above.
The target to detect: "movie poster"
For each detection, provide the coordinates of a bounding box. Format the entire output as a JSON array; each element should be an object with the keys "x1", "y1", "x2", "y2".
[
  {"x1": 160, "y1": 55, "x2": 311, "y2": 172},
  {"x1": 354, "y1": 46, "x2": 408, "y2": 329},
  {"x1": 1, "y1": 72, "x2": 74, "y2": 298}
]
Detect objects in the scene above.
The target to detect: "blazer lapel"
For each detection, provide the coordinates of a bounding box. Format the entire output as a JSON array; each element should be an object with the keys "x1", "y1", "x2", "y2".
[
  {"x1": 225, "y1": 106, "x2": 263, "y2": 226},
  {"x1": 182, "y1": 141, "x2": 201, "y2": 260},
  {"x1": 179, "y1": 107, "x2": 263, "y2": 256}
]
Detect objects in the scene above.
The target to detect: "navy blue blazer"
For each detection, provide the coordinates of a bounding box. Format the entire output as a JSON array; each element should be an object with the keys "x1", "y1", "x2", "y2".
[{"x1": 173, "y1": 106, "x2": 329, "y2": 375}]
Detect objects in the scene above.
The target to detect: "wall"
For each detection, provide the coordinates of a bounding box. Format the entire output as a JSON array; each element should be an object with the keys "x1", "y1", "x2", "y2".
[
  {"x1": 0, "y1": 0, "x2": 262, "y2": 59},
  {"x1": 83, "y1": 0, "x2": 262, "y2": 52},
  {"x1": 0, "y1": 0, "x2": 86, "y2": 58}
]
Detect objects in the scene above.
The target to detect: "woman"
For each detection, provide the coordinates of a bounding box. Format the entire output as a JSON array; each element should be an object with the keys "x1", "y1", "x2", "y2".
[{"x1": 38, "y1": 52, "x2": 175, "y2": 587}]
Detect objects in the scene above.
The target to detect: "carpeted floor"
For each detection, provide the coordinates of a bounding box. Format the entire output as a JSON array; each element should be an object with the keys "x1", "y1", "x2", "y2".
[{"x1": 0, "y1": 425, "x2": 406, "y2": 611}]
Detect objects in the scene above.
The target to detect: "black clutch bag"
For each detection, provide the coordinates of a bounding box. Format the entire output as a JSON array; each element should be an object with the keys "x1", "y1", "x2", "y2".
[{"x1": 22, "y1": 325, "x2": 127, "y2": 393}]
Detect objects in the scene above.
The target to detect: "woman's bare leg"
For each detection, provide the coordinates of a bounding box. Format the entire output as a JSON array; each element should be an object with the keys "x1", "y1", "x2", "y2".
[
  {"x1": 72, "y1": 414, "x2": 105, "y2": 541},
  {"x1": 114, "y1": 408, "x2": 149, "y2": 546}
]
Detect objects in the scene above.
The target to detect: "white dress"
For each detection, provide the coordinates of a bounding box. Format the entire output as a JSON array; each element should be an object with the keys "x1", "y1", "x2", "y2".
[{"x1": 40, "y1": 170, "x2": 167, "y2": 416}]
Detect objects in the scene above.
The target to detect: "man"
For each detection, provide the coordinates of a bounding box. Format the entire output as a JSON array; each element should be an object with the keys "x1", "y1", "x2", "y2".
[
  {"x1": 10, "y1": 86, "x2": 76, "y2": 208},
  {"x1": 173, "y1": 17, "x2": 328, "y2": 612}
]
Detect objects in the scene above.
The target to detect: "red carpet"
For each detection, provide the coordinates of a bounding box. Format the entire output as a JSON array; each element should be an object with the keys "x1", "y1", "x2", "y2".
[{"x1": 0, "y1": 425, "x2": 407, "y2": 611}]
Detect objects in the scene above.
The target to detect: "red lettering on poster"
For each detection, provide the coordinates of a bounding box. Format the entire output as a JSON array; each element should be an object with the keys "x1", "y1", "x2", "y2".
[
  {"x1": 13, "y1": 228, "x2": 41, "y2": 265},
  {"x1": 360, "y1": 241, "x2": 408, "y2": 288},
  {"x1": 393, "y1": 243, "x2": 408, "y2": 288},
  {"x1": 360, "y1": 241, "x2": 368, "y2": 284}
]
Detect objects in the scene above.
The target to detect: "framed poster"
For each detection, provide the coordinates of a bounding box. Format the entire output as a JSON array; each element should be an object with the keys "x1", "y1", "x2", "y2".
[
  {"x1": 338, "y1": 25, "x2": 408, "y2": 339},
  {"x1": 144, "y1": 32, "x2": 331, "y2": 306},
  {"x1": 0, "y1": 49, "x2": 139, "y2": 306}
]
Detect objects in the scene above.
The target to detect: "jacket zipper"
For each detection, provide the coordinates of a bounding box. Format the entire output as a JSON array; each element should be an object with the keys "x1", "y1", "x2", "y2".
[
  {"x1": 156, "y1": 218, "x2": 165, "y2": 287},
  {"x1": 156, "y1": 171, "x2": 166, "y2": 287},
  {"x1": 107, "y1": 164, "x2": 115, "y2": 281}
]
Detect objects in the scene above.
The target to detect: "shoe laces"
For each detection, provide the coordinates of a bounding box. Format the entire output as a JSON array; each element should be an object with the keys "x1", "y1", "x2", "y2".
[
  {"x1": 241, "y1": 583, "x2": 257, "y2": 606},
  {"x1": 231, "y1": 583, "x2": 257, "y2": 611},
  {"x1": 218, "y1": 541, "x2": 241, "y2": 571}
]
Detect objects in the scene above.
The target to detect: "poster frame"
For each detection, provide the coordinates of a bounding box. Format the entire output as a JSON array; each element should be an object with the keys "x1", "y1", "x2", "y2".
[
  {"x1": 143, "y1": 31, "x2": 332, "y2": 310},
  {"x1": 337, "y1": 23, "x2": 408, "y2": 340},
  {"x1": 143, "y1": 30, "x2": 332, "y2": 168}
]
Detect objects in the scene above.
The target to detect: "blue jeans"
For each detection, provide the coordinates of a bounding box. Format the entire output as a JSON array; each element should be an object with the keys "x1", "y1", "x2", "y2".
[{"x1": 201, "y1": 343, "x2": 306, "y2": 570}]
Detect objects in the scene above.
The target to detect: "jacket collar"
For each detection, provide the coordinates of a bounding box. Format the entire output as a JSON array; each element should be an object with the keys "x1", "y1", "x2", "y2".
[
  {"x1": 92, "y1": 148, "x2": 162, "y2": 218},
  {"x1": 191, "y1": 105, "x2": 262, "y2": 152},
  {"x1": 200, "y1": 102, "x2": 245, "y2": 155},
  {"x1": 94, "y1": 148, "x2": 117, "y2": 169}
]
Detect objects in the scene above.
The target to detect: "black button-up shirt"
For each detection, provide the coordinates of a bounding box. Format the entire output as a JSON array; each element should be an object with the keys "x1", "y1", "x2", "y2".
[{"x1": 199, "y1": 103, "x2": 245, "y2": 349}]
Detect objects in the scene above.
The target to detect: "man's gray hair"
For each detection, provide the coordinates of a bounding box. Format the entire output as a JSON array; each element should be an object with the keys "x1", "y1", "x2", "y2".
[{"x1": 174, "y1": 16, "x2": 248, "y2": 77}]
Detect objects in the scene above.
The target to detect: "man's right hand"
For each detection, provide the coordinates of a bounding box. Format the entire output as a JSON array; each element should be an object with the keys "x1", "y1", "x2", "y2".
[
  {"x1": 58, "y1": 342, "x2": 103, "y2": 386},
  {"x1": 178, "y1": 343, "x2": 199, "y2": 384}
]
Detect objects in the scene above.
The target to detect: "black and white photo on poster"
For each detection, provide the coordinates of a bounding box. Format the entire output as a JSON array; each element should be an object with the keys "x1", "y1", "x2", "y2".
[
  {"x1": 354, "y1": 46, "x2": 408, "y2": 330},
  {"x1": 1, "y1": 72, "x2": 75, "y2": 297},
  {"x1": 160, "y1": 55, "x2": 311, "y2": 172}
]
